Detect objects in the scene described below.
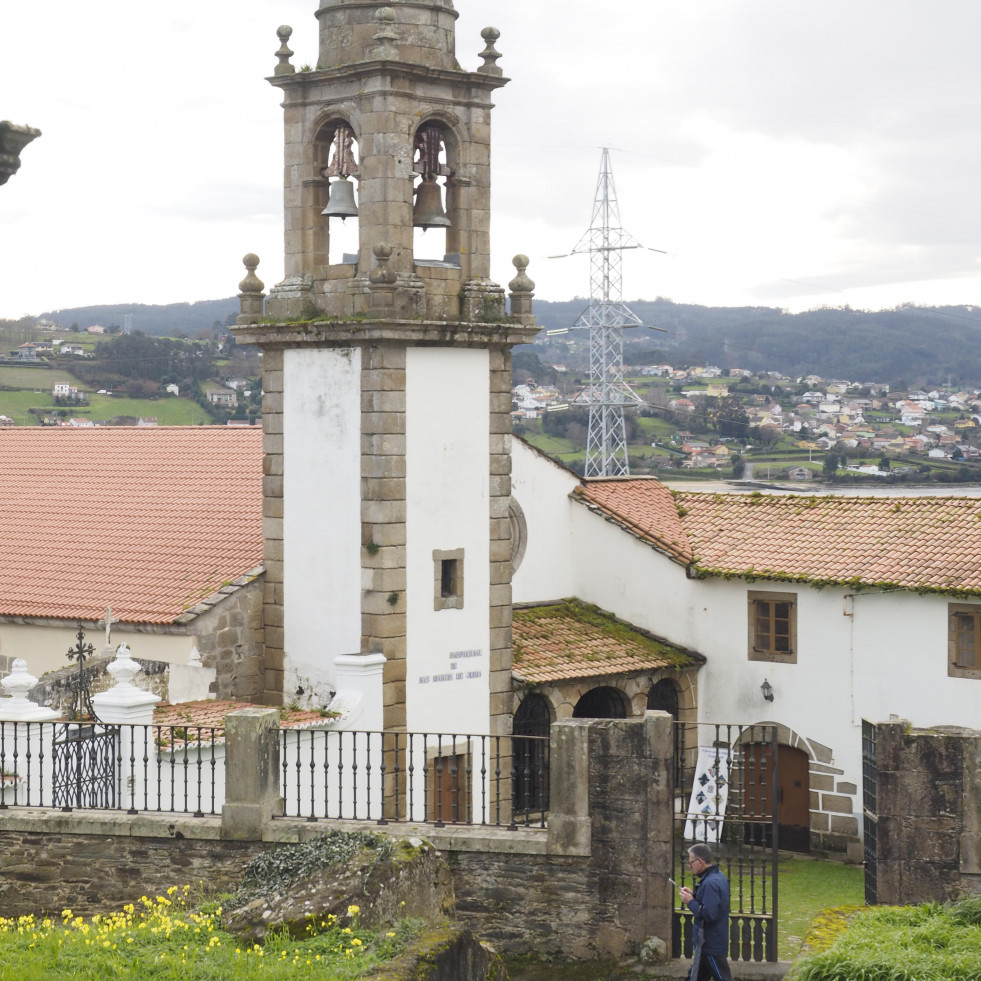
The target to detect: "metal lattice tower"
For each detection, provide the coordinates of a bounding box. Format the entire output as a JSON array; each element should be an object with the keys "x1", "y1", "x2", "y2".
[{"x1": 571, "y1": 148, "x2": 644, "y2": 477}]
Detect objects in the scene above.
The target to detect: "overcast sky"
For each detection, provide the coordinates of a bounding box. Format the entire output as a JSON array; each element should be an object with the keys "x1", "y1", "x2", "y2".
[{"x1": 3, "y1": 0, "x2": 981, "y2": 321}]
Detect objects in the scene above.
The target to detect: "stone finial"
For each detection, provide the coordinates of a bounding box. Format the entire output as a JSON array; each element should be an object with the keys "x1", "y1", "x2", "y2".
[
  {"x1": 274, "y1": 25, "x2": 295, "y2": 75},
  {"x1": 369, "y1": 243, "x2": 397, "y2": 285},
  {"x1": 238, "y1": 253, "x2": 266, "y2": 324},
  {"x1": 0, "y1": 659, "x2": 59, "y2": 721},
  {"x1": 508, "y1": 254, "x2": 536, "y2": 325},
  {"x1": 373, "y1": 7, "x2": 399, "y2": 60},
  {"x1": 2, "y1": 659, "x2": 38, "y2": 705},
  {"x1": 478, "y1": 27, "x2": 503, "y2": 76},
  {"x1": 106, "y1": 643, "x2": 142, "y2": 691}
]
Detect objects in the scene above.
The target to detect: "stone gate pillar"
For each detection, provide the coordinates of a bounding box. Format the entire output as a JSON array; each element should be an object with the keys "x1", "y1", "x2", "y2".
[{"x1": 548, "y1": 711, "x2": 675, "y2": 959}]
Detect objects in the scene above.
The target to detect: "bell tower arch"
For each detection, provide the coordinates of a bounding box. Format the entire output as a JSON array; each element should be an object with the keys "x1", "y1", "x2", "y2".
[{"x1": 234, "y1": 0, "x2": 538, "y2": 741}]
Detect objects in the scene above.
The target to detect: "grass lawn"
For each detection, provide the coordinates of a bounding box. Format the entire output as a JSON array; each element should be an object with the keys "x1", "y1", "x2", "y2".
[
  {"x1": 0, "y1": 891, "x2": 421, "y2": 981},
  {"x1": 84, "y1": 395, "x2": 214, "y2": 425},
  {"x1": 0, "y1": 365, "x2": 80, "y2": 387},
  {"x1": 778, "y1": 854, "x2": 864, "y2": 961},
  {"x1": 0, "y1": 389, "x2": 57, "y2": 424}
]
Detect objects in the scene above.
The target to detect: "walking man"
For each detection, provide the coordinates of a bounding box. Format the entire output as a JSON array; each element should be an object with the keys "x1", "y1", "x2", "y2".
[{"x1": 679, "y1": 843, "x2": 735, "y2": 981}]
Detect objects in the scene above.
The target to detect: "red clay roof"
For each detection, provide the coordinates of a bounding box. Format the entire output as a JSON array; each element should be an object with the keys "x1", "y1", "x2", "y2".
[
  {"x1": 573, "y1": 479, "x2": 981, "y2": 595},
  {"x1": 574, "y1": 479, "x2": 692, "y2": 563},
  {"x1": 677, "y1": 491, "x2": 981, "y2": 593},
  {"x1": 0, "y1": 427, "x2": 262, "y2": 624},
  {"x1": 512, "y1": 600, "x2": 701, "y2": 684}
]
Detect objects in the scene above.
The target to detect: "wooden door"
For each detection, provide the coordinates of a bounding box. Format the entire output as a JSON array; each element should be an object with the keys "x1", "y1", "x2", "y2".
[{"x1": 742, "y1": 742, "x2": 811, "y2": 853}]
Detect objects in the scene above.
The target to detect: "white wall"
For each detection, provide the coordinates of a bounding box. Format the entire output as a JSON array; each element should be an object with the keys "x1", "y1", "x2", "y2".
[
  {"x1": 566, "y1": 494, "x2": 981, "y2": 806},
  {"x1": 282, "y1": 347, "x2": 363, "y2": 704},
  {"x1": 0, "y1": 624, "x2": 200, "y2": 678},
  {"x1": 405, "y1": 347, "x2": 491, "y2": 735},
  {"x1": 511, "y1": 438, "x2": 579, "y2": 603}
]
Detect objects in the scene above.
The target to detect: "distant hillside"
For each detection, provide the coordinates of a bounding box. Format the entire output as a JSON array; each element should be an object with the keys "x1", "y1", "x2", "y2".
[
  {"x1": 533, "y1": 299, "x2": 981, "y2": 387},
  {"x1": 38, "y1": 299, "x2": 238, "y2": 337},
  {"x1": 33, "y1": 295, "x2": 981, "y2": 387}
]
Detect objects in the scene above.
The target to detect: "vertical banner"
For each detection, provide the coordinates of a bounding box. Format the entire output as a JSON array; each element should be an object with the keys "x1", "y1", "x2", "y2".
[{"x1": 684, "y1": 747, "x2": 731, "y2": 842}]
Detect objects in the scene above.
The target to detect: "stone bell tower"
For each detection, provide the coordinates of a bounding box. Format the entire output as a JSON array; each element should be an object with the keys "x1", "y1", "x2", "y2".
[{"x1": 234, "y1": 0, "x2": 537, "y2": 739}]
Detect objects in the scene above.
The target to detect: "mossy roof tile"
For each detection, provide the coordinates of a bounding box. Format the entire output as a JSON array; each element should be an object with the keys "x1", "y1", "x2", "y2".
[{"x1": 512, "y1": 600, "x2": 701, "y2": 684}]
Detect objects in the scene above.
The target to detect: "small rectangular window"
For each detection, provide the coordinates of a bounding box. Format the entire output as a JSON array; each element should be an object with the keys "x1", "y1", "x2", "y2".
[
  {"x1": 433, "y1": 548, "x2": 464, "y2": 610},
  {"x1": 748, "y1": 591, "x2": 797, "y2": 663},
  {"x1": 949, "y1": 605, "x2": 981, "y2": 678}
]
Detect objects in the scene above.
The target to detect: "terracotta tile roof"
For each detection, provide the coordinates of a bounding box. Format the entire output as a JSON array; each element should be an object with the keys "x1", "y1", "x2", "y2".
[
  {"x1": 154, "y1": 699, "x2": 328, "y2": 733},
  {"x1": 574, "y1": 478, "x2": 693, "y2": 563},
  {"x1": 573, "y1": 478, "x2": 981, "y2": 595},
  {"x1": 676, "y1": 491, "x2": 981, "y2": 593},
  {"x1": 0, "y1": 427, "x2": 262, "y2": 624},
  {"x1": 512, "y1": 600, "x2": 702, "y2": 684}
]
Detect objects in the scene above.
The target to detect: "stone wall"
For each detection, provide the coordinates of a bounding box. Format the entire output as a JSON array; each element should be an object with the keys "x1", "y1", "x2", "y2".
[
  {"x1": 188, "y1": 576, "x2": 265, "y2": 701},
  {"x1": 0, "y1": 713, "x2": 677, "y2": 961},
  {"x1": 874, "y1": 720, "x2": 981, "y2": 904},
  {"x1": 0, "y1": 815, "x2": 264, "y2": 917}
]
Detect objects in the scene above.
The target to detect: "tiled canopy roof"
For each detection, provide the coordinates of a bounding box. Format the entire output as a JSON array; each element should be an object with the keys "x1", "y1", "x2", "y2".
[
  {"x1": 575, "y1": 479, "x2": 981, "y2": 595},
  {"x1": 0, "y1": 427, "x2": 262, "y2": 624},
  {"x1": 512, "y1": 600, "x2": 702, "y2": 684},
  {"x1": 154, "y1": 700, "x2": 327, "y2": 732}
]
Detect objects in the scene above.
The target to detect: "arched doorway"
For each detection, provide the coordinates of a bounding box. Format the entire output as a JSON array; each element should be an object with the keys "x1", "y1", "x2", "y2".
[
  {"x1": 573, "y1": 686, "x2": 627, "y2": 718},
  {"x1": 647, "y1": 678, "x2": 680, "y2": 719},
  {"x1": 512, "y1": 693, "x2": 550, "y2": 814}
]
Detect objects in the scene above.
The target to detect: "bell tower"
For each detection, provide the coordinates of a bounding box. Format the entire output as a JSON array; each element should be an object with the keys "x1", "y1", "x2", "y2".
[{"x1": 234, "y1": 0, "x2": 537, "y2": 740}]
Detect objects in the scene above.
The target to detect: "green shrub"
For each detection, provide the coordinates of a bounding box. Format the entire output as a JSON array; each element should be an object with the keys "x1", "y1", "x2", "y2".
[{"x1": 791, "y1": 898, "x2": 981, "y2": 981}]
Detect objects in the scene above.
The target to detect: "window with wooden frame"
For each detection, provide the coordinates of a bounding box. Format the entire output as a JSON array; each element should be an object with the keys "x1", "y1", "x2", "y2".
[
  {"x1": 948, "y1": 604, "x2": 981, "y2": 679},
  {"x1": 748, "y1": 591, "x2": 797, "y2": 662}
]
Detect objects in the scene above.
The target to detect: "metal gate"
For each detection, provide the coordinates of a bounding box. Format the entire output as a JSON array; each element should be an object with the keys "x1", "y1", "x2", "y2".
[
  {"x1": 672, "y1": 722, "x2": 779, "y2": 964},
  {"x1": 52, "y1": 721, "x2": 119, "y2": 810},
  {"x1": 861, "y1": 719, "x2": 877, "y2": 905}
]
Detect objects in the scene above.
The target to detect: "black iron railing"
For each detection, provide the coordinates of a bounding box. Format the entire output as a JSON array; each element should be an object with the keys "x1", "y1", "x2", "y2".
[
  {"x1": 0, "y1": 720, "x2": 551, "y2": 829},
  {"x1": 279, "y1": 728, "x2": 549, "y2": 828},
  {"x1": 0, "y1": 721, "x2": 223, "y2": 816}
]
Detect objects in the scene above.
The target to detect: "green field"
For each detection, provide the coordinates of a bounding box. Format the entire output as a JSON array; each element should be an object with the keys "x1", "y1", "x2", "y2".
[
  {"x1": 0, "y1": 365, "x2": 80, "y2": 387},
  {"x1": 0, "y1": 362, "x2": 218, "y2": 426}
]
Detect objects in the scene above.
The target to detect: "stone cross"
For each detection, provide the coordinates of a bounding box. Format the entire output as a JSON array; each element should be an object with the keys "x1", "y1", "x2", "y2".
[{"x1": 97, "y1": 606, "x2": 120, "y2": 650}]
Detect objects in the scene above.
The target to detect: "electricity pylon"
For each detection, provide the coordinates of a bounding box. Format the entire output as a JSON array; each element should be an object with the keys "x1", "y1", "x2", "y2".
[{"x1": 570, "y1": 148, "x2": 646, "y2": 477}]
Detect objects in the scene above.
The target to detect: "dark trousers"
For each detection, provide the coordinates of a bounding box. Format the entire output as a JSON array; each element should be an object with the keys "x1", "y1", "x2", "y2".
[{"x1": 691, "y1": 952, "x2": 734, "y2": 981}]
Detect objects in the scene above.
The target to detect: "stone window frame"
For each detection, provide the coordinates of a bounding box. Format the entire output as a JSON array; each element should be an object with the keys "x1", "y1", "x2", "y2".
[
  {"x1": 948, "y1": 603, "x2": 981, "y2": 679},
  {"x1": 747, "y1": 590, "x2": 798, "y2": 663},
  {"x1": 433, "y1": 548, "x2": 464, "y2": 611}
]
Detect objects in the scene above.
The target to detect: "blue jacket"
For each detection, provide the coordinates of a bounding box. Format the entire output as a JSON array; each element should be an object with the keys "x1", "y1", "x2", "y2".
[{"x1": 687, "y1": 863, "x2": 730, "y2": 956}]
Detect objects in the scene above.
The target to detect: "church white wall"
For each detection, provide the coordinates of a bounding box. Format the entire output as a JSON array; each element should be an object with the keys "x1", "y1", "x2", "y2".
[
  {"x1": 282, "y1": 347, "x2": 363, "y2": 703},
  {"x1": 567, "y1": 501, "x2": 700, "y2": 643},
  {"x1": 405, "y1": 347, "x2": 490, "y2": 735},
  {"x1": 691, "y1": 583, "x2": 981, "y2": 801},
  {"x1": 510, "y1": 438, "x2": 578, "y2": 603},
  {"x1": 567, "y1": 499, "x2": 981, "y2": 803}
]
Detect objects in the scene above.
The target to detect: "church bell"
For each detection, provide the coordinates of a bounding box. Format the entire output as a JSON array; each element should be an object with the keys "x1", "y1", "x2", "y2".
[
  {"x1": 321, "y1": 176, "x2": 359, "y2": 219},
  {"x1": 412, "y1": 177, "x2": 451, "y2": 229}
]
